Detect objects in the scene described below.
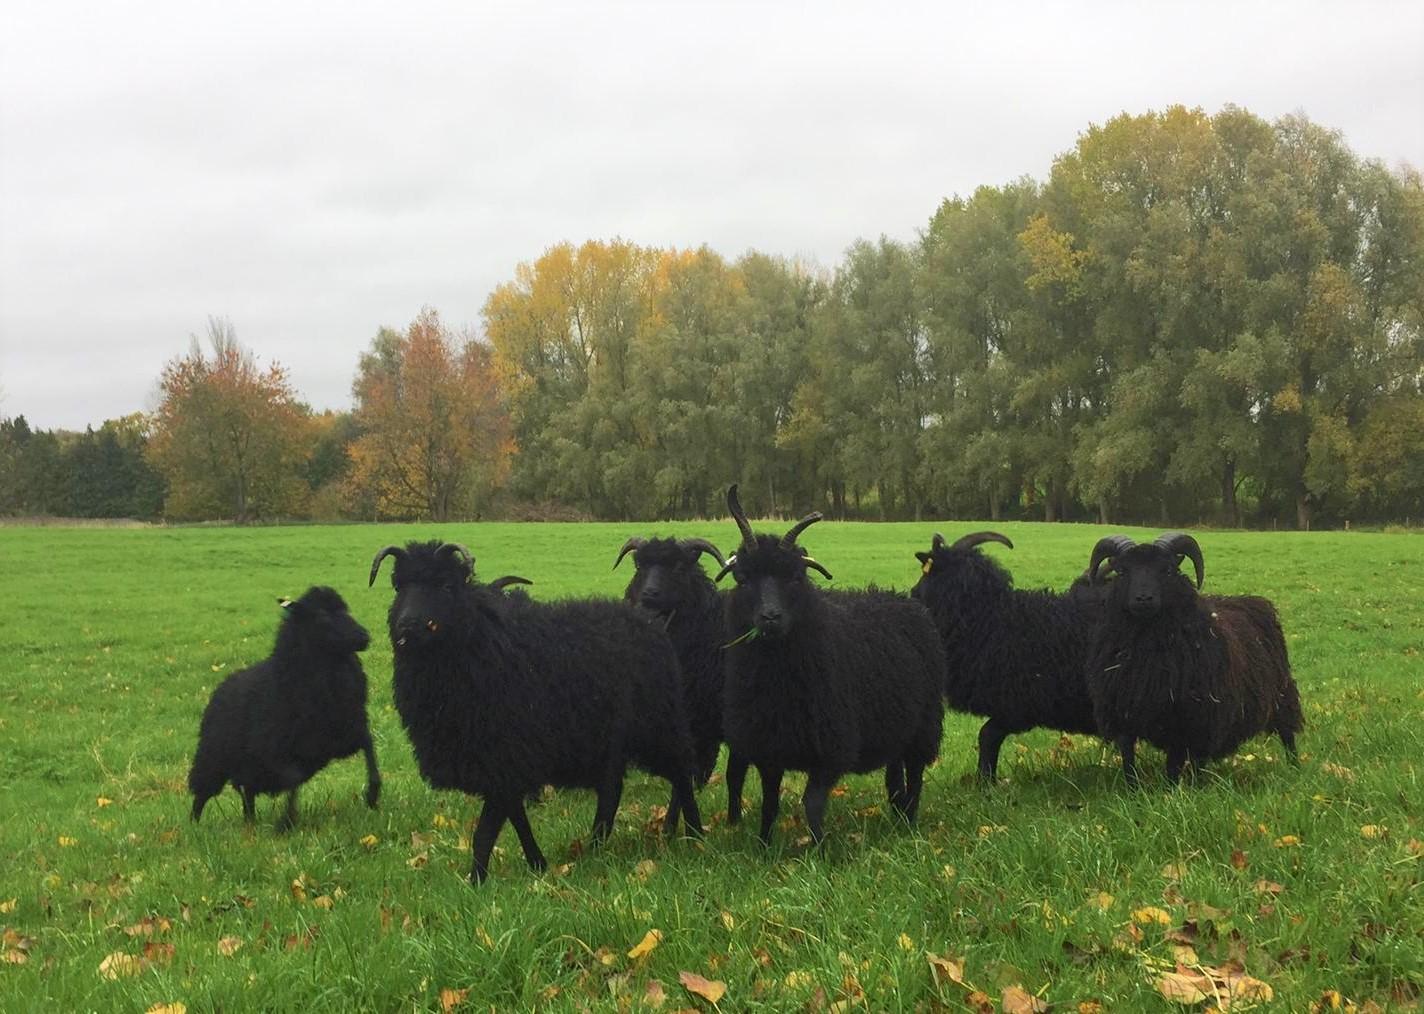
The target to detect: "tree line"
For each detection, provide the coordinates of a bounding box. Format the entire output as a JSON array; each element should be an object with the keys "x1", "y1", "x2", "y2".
[{"x1": 3, "y1": 105, "x2": 1420, "y2": 527}]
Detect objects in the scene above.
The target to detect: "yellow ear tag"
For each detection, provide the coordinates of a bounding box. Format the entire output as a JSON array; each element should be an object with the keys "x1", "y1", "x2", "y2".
[{"x1": 921, "y1": 560, "x2": 933, "y2": 575}]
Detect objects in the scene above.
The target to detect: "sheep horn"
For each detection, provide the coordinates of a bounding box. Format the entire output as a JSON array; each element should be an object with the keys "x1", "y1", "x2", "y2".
[
  {"x1": 801, "y1": 555, "x2": 833, "y2": 581},
  {"x1": 713, "y1": 553, "x2": 737, "y2": 584},
  {"x1": 489, "y1": 575, "x2": 532, "y2": 591},
  {"x1": 726, "y1": 484, "x2": 756, "y2": 547},
  {"x1": 949, "y1": 531, "x2": 1014, "y2": 552},
  {"x1": 368, "y1": 545, "x2": 407, "y2": 587},
  {"x1": 779, "y1": 512, "x2": 823, "y2": 549},
  {"x1": 1087, "y1": 534, "x2": 1136, "y2": 582},
  {"x1": 1088, "y1": 534, "x2": 1135, "y2": 583},
  {"x1": 681, "y1": 538, "x2": 726, "y2": 567},
  {"x1": 1155, "y1": 532, "x2": 1205, "y2": 589},
  {"x1": 613, "y1": 537, "x2": 647, "y2": 571},
  {"x1": 435, "y1": 542, "x2": 474, "y2": 567},
  {"x1": 932, "y1": 532, "x2": 946, "y2": 550}
]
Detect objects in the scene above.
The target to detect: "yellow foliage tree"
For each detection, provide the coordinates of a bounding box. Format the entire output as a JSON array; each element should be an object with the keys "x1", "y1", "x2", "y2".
[{"x1": 347, "y1": 308, "x2": 512, "y2": 521}]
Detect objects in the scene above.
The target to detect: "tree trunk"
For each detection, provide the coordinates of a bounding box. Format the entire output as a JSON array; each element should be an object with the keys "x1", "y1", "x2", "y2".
[
  {"x1": 1098, "y1": 499, "x2": 1110, "y2": 525},
  {"x1": 1296, "y1": 494, "x2": 1312, "y2": 531},
  {"x1": 1221, "y1": 458, "x2": 1238, "y2": 527},
  {"x1": 988, "y1": 487, "x2": 1001, "y2": 522},
  {"x1": 1045, "y1": 477, "x2": 1060, "y2": 522}
]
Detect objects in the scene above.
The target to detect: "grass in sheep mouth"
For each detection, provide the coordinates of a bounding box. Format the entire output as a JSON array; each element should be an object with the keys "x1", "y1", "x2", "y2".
[
  {"x1": 721, "y1": 626, "x2": 761, "y2": 648},
  {"x1": 0, "y1": 520, "x2": 1419, "y2": 1010}
]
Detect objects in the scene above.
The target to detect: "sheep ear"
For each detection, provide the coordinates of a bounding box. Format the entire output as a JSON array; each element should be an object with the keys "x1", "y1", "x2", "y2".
[{"x1": 914, "y1": 551, "x2": 931, "y2": 565}]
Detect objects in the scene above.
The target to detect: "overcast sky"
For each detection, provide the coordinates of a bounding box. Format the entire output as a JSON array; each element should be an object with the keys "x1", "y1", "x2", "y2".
[{"x1": 2, "y1": 1, "x2": 1421, "y2": 430}]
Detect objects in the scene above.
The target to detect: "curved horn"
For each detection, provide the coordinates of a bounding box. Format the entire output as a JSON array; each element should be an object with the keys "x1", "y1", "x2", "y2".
[
  {"x1": 801, "y1": 556, "x2": 834, "y2": 581},
  {"x1": 713, "y1": 554, "x2": 737, "y2": 584},
  {"x1": 779, "y1": 512, "x2": 824, "y2": 549},
  {"x1": 368, "y1": 545, "x2": 406, "y2": 587},
  {"x1": 613, "y1": 537, "x2": 647, "y2": 571},
  {"x1": 1088, "y1": 534, "x2": 1136, "y2": 582},
  {"x1": 726, "y1": 484, "x2": 755, "y2": 547},
  {"x1": 949, "y1": 531, "x2": 1014, "y2": 552},
  {"x1": 1155, "y1": 531, "x2": 1205, "y2": 589},
  {"x1": 489, "y1": 575, "x2": 532, "y2": 591},
  {"x1": 681, "y1": 537, "x2": 726, "y2": 568},
  {"x1": 1088, "y1": 534, "x2": 1135, "y2": 583},
  {"x1": 436, "y1": 542, "x2": 474, "y2": 568}
]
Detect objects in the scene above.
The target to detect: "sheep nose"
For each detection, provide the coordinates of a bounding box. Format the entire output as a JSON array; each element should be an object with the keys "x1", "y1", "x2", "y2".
[
  {"x1": 757, "y1": 607, "x2": 783, "y2": 627},
  {"x1": 639, "y1": 590, "x2": 665, "y2": 610}
]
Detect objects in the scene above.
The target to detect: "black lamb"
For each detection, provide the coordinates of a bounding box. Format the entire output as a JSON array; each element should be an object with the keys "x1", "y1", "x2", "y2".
[
  {"x1": 910, "y1": 531, "x2": 1134, "y2": 781},
  {"x1": 1085, "y1": 532, "x2": 1304, "y2": 785},
  {"x1": 370, "y1": 540, "x2": 703, "y2": 883},
  {"x1": 188, "y1": 586, "x2": 380, "y2": 829},
  {"x1": 717, "y1": 485, "x2": 945, "y2": 846},
  {"x1": 615, "y1": 536, "x2": 751, "y2": 823}
]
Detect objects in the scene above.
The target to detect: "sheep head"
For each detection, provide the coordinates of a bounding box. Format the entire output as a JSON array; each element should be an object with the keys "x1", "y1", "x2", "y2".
[
  {"x1": 909, "y1": 530, "x2": 1014, "y2": 606},
  {"x1": 718, "y1": 484, "x2": 832, "y2": 641},
  {"x1": 1096, "y1": 532, "x2": 1205, "y2": 620},
  {"x1": 277, "y1": 585, "x2": 370, "y2": 655},
  {"x1": 371, "y1": 540, "x2": 492, "y2": 650},
  {"x1": 615, "y1": 535, "x2": 726, "y2": 618}
]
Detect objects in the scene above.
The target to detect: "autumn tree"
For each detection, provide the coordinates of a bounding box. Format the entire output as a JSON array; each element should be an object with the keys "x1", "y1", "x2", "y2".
[
  {"x1": 347, "y1": 308, "x2": 512, "y2": 521},
  {"x1": 147, "y1": 318, "x2": 313, "y2": 521}
]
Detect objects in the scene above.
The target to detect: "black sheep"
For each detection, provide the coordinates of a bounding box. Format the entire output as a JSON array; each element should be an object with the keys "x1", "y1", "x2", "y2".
[
  {"x1": 188, "y1": 586, "x2": 380, "y2": 829},
  {"x1": 717, "y1": 486, "x2": 945, "y2": 846},
  {"x1": 370, "y1": 540, "x2": 703, "y2": 883},
  {"x1": 615, "y1": 536, "x2": 752, "y2": 823},
  {"x1": 910, "y1": 531, "x2": 1124, "y2": 781},
  {"x1": 1085, "y1": 532, "x2": 1304, "y2": 784}
]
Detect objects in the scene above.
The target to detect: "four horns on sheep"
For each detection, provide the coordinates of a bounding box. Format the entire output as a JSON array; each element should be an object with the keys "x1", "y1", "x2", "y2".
[
  {"x1": 612, "y1": 537, "x2": 727, "y2": 571},
  {"x1": 367, "y1": 543, "x2": 531, "y2": 590},
  {"x1": 714, "y1": 483, "x2": 833, "y2": 582},
  {"x1": 1088, "y1": 532, "x2": 1205, "y2": 588}
]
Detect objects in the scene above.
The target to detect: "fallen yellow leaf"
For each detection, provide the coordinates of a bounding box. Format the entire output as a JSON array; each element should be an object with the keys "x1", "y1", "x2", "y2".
[
  {"x1": 633, "y1": 858, "x2": 658, "y2": 881},
  {"x1": 1132, "y1": 906, "x2": 1172, "y2": 925},
  {"x1": 97, "y1": 951, "x2": 145, "y2": 979},
  {"x1": 926, "y1": 952, "x2": 965, "y2": 987},
  {"x1": 58, "y1": 836, "x2": 78, "y2": 847},
  {"x1": 1360, "y1": 825, "x2": 1385, "y2": 839},
  {"x1": 1091, "y1": 891, "x2": 1115, "y2": 911},
  {"x1": 359, "y1": 834, "x2": 378, "y2": 848},
  {"x1": 1156, "y1": 969, "x2": 1212, "y2": 1004},
  {"x1": 679, "y1": 970, "x2": 727, "y2": 1004},
  {"x1": 1274, "y1": 835, "x2": 1301, "y2": 848},
  {"x1": 1002, "y1": 984, "x2": 1049, "y2": 1013},
  {"x1": 628, "y1": 928, "x2": 662, "y2": 960},
  {"x1": 216, "y1": 936, "x2": 243, "y2": 956},
  {"x1": 719, "y1": 910, "x2": 735, "y2": 931},
  {"x1": 897, "y1": 932, "x2": 914, "y2": 951},
  {"x1": 146, "y1": 1004, "x2": 187, "y2": 1014},
  {"x1": 438, "y1": 986, "x2": 469, "y2": 1012},
  {"x1": 97, "y1": 797, "x2": 113, "y2": 808},
  {"x1": 0, "y1": 899, "x2": 15, "y2": 914},
  {"x1": 644, "y1": 979, "x2": 668, "y2": 1008}
]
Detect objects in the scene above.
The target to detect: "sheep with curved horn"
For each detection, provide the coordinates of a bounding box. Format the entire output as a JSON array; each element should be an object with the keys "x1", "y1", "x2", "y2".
[
  {"x1": 1086, "y1": 531, "x2": 1303, "y2": 785},
  {"x1": 910, "y1": 529, "x2": 1110, "y2": 781},
  {"x1": 615, "y1": 533, "x2": 752, "y2": 824},
  {"x1": 371, "y1": 539, "x2": 703, "y2": 883},
  {"x1": 717, "y1": 484, "x2": 944, "y2": 846}
]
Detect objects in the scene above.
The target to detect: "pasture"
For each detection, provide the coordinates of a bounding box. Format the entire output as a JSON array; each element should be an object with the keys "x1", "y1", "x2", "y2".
[{"x1": 0, "y1": 521, "x2": 1420, "y2": 1011}]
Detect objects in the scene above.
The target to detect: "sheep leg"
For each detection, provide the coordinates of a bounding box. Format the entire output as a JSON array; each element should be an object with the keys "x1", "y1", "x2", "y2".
[
  {"x1": 885, "y1": 763, "x2": 906, "y2": 812},
  {"x1": 663, "y1": 789, "x2": 681, "y2": 835},
  {"x1": 240, "y1": 786, "x2": 257, "y2": 824},
  {"x1": 803, "y1": 771, "x2": 836, "y2": 845},
  {"x1": 504, "y1": 799, "x2": 547, "y2": 873},
  {"x1": 1279, "y1": 729, "x2": 1299, "y2": 765},
  {"x1": 274, "y1": 788, "x2": 301, "y2": 831},
  {"x1": 362, "y1": 737, "x2": 381, "y2": 809},
  {"x1": 756, "y1": 765, "x2": 784, "y2": 846},
  {"x1": 1117, "y1": 736, "x2": 1139, "y2": 788},
  {"x1": 667, "y1": 773, "x2": 703, "y2": 839},
  {"x1": 190, "y1": 791, "x2": 215, "y2": 823},
  {"x1": 900, "y1": 761, "x2": 926, "y2": 824},
  {"x1": 1165, "y1": 748, "x2": 1188, "y2": 785},
  {"x1": 591, "y1": 763, "x2": 625, "y2": 844},
  {"x1": 470, "y1": 798, "x2": 509, "y2": 884},
  {"x1": 977, "y1": 718, "x2": 1012, "y2": 781},
  {"x1": 726, "y1": 751, "x2": 750, "y2": 825}
]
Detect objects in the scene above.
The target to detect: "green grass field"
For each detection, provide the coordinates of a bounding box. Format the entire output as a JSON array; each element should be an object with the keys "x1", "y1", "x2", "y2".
[{"x1": 1, "y1": 521, "x2": 1420, "y2": 1012}]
